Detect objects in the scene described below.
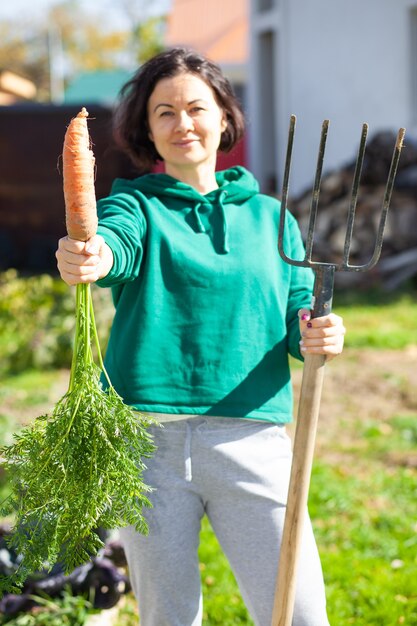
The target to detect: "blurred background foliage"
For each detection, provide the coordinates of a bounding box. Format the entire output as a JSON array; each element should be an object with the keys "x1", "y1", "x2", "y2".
[
  {"x1": 0, "y1": 270, "x2": 114, "y2": 376},
  {"x1": 0, "y1": 0, "x2": 166, "y2": 102}
]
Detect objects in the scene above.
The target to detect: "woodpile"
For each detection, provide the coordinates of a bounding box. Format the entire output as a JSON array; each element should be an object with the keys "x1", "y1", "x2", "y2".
[{"x1": 288, "y1": 131, "x2": 417, "y2": 290}]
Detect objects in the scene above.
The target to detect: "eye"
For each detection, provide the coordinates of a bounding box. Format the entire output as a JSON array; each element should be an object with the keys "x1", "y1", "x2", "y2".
[
  {"x1": 190, "y1": 106, "x2": 205, "y2": 113},
  {"x1": 159, "y1": 110, "x2": 174, "y2": 117}
]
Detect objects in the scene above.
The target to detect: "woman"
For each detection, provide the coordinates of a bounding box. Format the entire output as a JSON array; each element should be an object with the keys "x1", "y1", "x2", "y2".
[{"x1": 56, "y1": 47, "x2": 345, "y2": 626}]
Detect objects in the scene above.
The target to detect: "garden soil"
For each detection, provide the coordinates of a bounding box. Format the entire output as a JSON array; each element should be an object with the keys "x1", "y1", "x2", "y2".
[{"x1": 290, "y1": 346, "x2": 417, "y2": 467}]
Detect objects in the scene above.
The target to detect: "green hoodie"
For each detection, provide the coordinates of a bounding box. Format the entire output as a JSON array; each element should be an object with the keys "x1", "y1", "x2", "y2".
[{"x1": 96, "y1": 166, "x2": 314, "y2": 423}]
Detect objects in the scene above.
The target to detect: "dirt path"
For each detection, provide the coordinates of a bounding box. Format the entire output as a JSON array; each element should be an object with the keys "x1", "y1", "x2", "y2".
[{"x1": 290, "y1": 345, "x2": 417, "y2": 460}]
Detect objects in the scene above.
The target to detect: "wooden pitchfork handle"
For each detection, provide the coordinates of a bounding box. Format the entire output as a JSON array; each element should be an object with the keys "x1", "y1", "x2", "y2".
[
  {"x1": 271, "y1": 264, "x2": 334, "y2": 626},
  {"x1": 271, "y1": 352, "x2": 326, "y2": 625}
]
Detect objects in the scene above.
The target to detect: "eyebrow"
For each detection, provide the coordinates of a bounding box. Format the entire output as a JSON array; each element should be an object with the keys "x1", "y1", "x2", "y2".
[{"x1": 153, "y1": 99, "x2": 208, "y2": 113}]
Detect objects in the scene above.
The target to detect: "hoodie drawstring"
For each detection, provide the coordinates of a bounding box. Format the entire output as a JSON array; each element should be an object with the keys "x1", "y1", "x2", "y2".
[
  {"x1": 217, "y1": 190, "x2": 229, "y2": 254},
  {"x1": 192, "y1": 202, "x2": 206, "y2": 233},
  {"x1": 190, "y1": 191, "x2": 229, "y2": 254}
]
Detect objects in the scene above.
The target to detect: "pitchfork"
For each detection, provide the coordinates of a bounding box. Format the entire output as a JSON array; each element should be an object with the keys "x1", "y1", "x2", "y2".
[{"x1": 272, "y1": 115, "x2": 405, "y2": 626}]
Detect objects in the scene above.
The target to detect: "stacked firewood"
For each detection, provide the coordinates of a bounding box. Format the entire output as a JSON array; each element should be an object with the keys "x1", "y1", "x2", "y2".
[{"x1": 288, "y1": 130, "x2": 417, "y2": 290}]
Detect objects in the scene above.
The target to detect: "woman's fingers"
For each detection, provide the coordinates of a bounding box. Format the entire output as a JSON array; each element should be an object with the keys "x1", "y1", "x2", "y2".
[
  {"x1": 56, "y1": 235, "x2": 105, "y2": 285},
  {"x1": 298, "y1": 311, "x2": 346, "y2": 360},
  {"x1": 56, "y1": 262, "x2": 100, "y2": 285},
  {"x1": 59, "y1": 249, "x2": 100, "y2": 267}
]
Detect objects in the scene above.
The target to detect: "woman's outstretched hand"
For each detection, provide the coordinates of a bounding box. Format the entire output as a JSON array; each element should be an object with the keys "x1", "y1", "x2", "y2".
[
  {"x1": 55, "y1": 234, "x2": 113, "y2": 286},
  {"x1": 298, "y1": 308, "x2": 346, "y2": 361}
]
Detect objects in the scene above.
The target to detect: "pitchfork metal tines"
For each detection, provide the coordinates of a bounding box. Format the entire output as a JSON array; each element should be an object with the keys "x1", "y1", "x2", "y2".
[{"x1": 277, "y1": 114, "x2": 406, "y2": 317}]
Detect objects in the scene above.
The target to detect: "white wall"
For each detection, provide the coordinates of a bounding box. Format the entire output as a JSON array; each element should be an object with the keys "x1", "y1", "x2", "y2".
[{"x1": 249, "y1": 0, "x2": 416, "y2": 195}]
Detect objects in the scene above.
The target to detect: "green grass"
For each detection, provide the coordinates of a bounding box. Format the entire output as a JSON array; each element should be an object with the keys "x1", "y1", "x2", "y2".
[
  {"x1": 0, "y1": 370, "x2": 60, "y2": 416},
  {"x1": 334, "y1": 287, "x2": 417, "y2": 349},
  {"x1": 312, "y1": 458, "x2": 417, "y2": 625},
  {"x1": 1, "y1": 283, "x2": 416, "y2": 624},
  {"x1": 195, "y1": 456, "x2": 417, "y2": 625},
  {"x1": 194, "y1": 407, "x2": 417, "y2": 625}
]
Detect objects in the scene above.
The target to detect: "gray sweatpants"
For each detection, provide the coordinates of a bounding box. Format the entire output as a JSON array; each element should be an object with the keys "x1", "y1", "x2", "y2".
[{"x1": 120, "y1": 417, "x2": 330, "y2": 626}]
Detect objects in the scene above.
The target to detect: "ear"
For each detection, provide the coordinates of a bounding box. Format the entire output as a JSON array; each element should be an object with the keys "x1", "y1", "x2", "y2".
[
  {"x1": 148, "y1": 130, "x2": 154, "y2": 143},
  {"x1": 221, "y1": 116, "x2": 228, "y2": 133}
]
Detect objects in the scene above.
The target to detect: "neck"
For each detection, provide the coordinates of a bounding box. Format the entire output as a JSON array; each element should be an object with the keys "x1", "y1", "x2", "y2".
[{"x1": 164, "y1": 162, "x2": 218, "y2": 194}]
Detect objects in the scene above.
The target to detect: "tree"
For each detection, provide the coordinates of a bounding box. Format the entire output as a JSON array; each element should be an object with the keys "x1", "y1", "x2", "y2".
[
  {"x1": 48, "y1": 2, "x2": 130, "y2": 73},
  {"x1": 0, "y1": 0, "x2": 168, "y2": 102},
  {"x1": 130, "y1": 17, "x2": 165, "y2": 65},
  {"x1": 112, "y1": 0, "x2": 166, "y2": 63},
  {"x1": 0, "y1": 21, "x2": 51, "y2": 101}
]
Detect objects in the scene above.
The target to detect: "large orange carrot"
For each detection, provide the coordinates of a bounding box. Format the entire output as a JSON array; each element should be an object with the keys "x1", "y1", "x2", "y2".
[{"x1": 63, "y1": 107, "x2": 98, "y2": 241}]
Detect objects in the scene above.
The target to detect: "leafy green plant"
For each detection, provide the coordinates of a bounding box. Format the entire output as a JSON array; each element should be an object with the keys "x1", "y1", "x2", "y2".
[
  {"x1": 0, "y1": 271, "x2": 74, "y2": 374},
  {"x1": 0, "y1": 414, "x2": 13, "y2": 503},
  {"x1": 0, "y1": 284, "x2": 155, "y2": 593},
  {"x1": 0, "y1": 270, "x2": 113, "y2": 376},
  {"x1": 0, "y1": 590, "x2": 96, "y2": 625}
]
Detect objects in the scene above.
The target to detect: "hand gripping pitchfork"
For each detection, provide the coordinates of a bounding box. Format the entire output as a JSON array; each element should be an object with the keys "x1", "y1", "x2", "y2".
[{"x1": 271, "y1": 115, "x2": 406, "y2": 626}]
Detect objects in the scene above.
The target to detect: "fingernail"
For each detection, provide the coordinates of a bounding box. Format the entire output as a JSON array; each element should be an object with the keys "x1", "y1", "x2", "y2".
[
  {"x1": 301, "y1": 314, "x2": 310, "y2": 321},
  {"x1": 307, "y1": 322, "x2": 313, "y2": 328}
]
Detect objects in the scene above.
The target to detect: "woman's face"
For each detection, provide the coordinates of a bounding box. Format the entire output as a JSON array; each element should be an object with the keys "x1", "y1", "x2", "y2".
[{"x1": 147, "y1": 72, "x2": 227, "y2": 179}]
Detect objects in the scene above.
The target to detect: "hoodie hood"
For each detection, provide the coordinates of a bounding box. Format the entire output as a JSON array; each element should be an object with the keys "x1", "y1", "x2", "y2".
[{"x1": 113, "y1": 166, "x2": 259, "y2": 254}]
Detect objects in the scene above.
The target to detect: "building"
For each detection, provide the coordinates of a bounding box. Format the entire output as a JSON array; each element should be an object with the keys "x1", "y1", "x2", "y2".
[
  {"x1": 64, "y1": 69, "x2": 133, "y2": 106},
  {"x1": 249, "y1": 0, "x2": 414, "y2": 195},
  {"x1": 166, "y1": 0, "x2": 415, "y2": 195}
]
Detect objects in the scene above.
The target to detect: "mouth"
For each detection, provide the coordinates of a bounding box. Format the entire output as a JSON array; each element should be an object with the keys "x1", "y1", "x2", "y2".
[{"x1": 172, "y1": 139, "x2": 199, "y2": 147}]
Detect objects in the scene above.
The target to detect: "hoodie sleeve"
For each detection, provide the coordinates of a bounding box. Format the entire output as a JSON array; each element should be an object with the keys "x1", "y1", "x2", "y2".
[
  {"x1": 95, "y1": 182, "x2": 147, "y2": 287},
  {"x1": 284, "y1": 211, "x2": 315, "y2": 361}
]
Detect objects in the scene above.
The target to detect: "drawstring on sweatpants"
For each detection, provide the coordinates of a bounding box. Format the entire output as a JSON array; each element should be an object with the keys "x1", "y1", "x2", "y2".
[{"x1": 184, "y1": 421, "x2": 192, "y2": 481}]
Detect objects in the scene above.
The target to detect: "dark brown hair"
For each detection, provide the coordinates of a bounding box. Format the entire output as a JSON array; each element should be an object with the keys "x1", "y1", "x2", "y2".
[{"x1": 113, "y1": 47, "x2": 246, "y2": 172}]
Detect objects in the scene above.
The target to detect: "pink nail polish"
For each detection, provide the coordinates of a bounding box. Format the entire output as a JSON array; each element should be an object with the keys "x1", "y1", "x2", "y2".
[
  {"x1": 301, "y1": 314, "x2": 309, "y2": 321},
  {"x1": 307, "y1": 322, "x2": 312, "y2": 328}
]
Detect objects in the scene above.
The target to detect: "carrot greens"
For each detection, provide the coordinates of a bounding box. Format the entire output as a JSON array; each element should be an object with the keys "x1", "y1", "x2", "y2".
[{"x1": 0, "y1": 282, "x2": 155, "y2": 594}]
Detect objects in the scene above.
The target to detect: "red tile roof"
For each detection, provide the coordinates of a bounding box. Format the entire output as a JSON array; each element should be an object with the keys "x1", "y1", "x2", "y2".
[{"x1": 165, "y1": 0, "x2": 248, "y2": 64}]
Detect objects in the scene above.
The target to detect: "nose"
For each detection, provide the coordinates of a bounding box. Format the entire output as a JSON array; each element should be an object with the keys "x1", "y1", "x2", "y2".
[{"x1": 175, "y1": 111, "x2": 194, "y2": 132}]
